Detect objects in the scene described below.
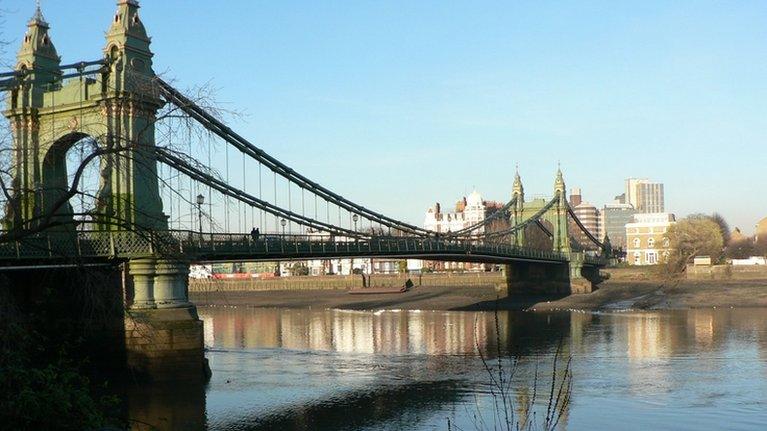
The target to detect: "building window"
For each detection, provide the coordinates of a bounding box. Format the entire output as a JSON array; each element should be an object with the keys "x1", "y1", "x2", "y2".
[
  {"x1": 633, "y1": 237, "x2": 641, "y2": 249},
  {"x1": 647, "y1": 237, "x2": 655, "y2": 248},
  {"x1": 633, "y1": 252, "x2": 641, "y2": 264},
  {"x1": 646, "y1": 252, "x2": 658, "y2": 264}
]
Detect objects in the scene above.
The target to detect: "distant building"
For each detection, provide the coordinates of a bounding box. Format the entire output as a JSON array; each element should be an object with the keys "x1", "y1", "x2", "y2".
[
  {"x1": 304, "y1": 258, "x2": 400, "y2": 275},
  {"x1": 572, "y1": 201, "x2": 601, "y2": 242},
  {"x1": 424, "y1": 190, "x2": 492, "y2": 234},
  {"x1": 569, "y1": 187, "x2": 583, "y2": 207},
  {"x1": 296, "y1": 232, "x2": 403, "y2": 275},
  {"x1": 625, "y1": 213, "x2": 676, "y2": 265},
  {"x1": 625, "y1": 178, "x2": 665, "y2": 213},
  {"x1": 424, "y1": 190, "x2": 504, "y2": 270},
  {"x1": 189, "y1": 264, "x2": 213, "y2": 279},
  {"x1": 601, "y1": 203, "x2": 637, "y2": 249},
  {"x1": 730, "y1": 227, "x2": 747, "y2": 245},
  {"x1": 757, "y1": 217, "x2": 767, "y2": 244},
  {"x1": 568, "y1": 188, "x2": 600, "y2": 244}
]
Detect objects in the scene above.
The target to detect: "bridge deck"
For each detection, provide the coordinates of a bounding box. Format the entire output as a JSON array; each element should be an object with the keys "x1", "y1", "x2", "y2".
[{"x1": 0, "y1": 231, "x2": 604, "y2": 266}]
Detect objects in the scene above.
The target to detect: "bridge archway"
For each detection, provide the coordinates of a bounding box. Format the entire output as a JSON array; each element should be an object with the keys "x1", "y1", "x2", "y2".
[
  {"x1": 524, "y1": 220, "x2": 554, "y2": 251},
  {"x1": 40, "y1": 132, "x2": 104, "y2": 230}
]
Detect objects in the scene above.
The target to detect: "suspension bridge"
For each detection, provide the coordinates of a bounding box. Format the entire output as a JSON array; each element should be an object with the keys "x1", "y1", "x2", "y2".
[{"x1": 0, "y1": 1, "x2": 608, "y2": 381}]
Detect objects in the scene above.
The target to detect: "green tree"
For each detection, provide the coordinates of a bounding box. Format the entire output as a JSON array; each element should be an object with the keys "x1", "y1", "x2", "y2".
[
  {"x1": 397, "y1": 260, "x2": 408, "y2": 274},
  {"x1": 726, "y1": 237, "x2": 757, "y2": 259},
  {"x1": 710, "y1": 212, "x2": 731, "y2": 245},
  {"x1": 290, "y1": 262, "x2": 309, "y2": 276},
  {"x1": 756, "y1": 237, "x2": 767, "y2": 257},
  {"x1": 664, "y1": 216, "x2": 724, "y2": 272}
]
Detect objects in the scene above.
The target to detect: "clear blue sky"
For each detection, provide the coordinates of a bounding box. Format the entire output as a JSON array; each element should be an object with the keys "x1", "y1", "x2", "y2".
[{"x1": 3, "y1": 1, "x2": 766, "y2": 232}]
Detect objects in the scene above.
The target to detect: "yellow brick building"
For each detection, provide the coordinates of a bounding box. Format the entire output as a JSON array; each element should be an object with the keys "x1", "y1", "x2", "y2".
[
  {"x1": 625, "y1": 213, "x2": 676, "y2": 265},
  {"x1": 756, "y1": 217, "x2": 767, "y2": 243}
]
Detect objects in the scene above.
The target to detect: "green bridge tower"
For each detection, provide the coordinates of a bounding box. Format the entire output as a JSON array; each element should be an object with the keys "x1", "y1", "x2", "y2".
[{"x1": 3, "y1": 1, "x2": 206, "y2": 382}]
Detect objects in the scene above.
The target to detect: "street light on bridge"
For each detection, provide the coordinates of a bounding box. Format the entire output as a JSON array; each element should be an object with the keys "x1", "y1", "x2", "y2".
[
  {"x1": 352, "y1": 214, "x2": 359, "y2": 234},
  {"x1": 278, "y1": 217, "x2": 287, "y2": 278},
  {"x1": 196, "y1": 193, "x2": 205, "y2": 234}
]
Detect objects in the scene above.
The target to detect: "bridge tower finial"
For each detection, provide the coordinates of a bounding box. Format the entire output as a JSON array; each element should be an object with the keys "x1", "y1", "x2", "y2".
[
  {"x1": 552, "y1": 164, "x2": 570, "y2": 254},
  {"x1": 17, "y1": 0, "x2": 59, "y2": 71},
  {"x1": 512, "y1": 164, "x2": 524, "y2": 197},
  {"x1": 554, "y1": 165, "x2": 565, "y2": 194},
  {"x1": 106, "y1": 0, "x2": 152, "y2": 62},
  {"x1": 510, "y1": 163, "x2": 525, "y2": 247},
  {"x1": 33, "y1": 0, "x2": 44, "y2": 23}
]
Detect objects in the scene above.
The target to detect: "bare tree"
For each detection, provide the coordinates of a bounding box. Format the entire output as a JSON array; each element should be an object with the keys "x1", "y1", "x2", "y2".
[{"x1": 0, "y1": 75, "x2": 230, "y2": 244}]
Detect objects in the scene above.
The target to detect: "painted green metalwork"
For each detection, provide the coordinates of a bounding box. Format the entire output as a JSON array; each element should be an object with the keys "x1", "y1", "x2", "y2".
[
  {"x1": 3, "y1": 0, "x2": 166, "y2": 232},
  {"x1": 507, "y1": 168, "x2": 571, "y2": 253},
  {"x1": 0, "y1": 230, "x2": 598, "y2": 265}
]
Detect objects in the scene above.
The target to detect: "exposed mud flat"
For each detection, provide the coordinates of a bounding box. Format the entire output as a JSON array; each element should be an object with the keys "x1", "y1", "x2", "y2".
[{"x1": 191, "y1": 277, "x2": 767, "y2": 312}]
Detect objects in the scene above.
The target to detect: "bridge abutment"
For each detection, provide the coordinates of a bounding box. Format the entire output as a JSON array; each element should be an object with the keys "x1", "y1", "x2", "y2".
[
  {"x1": 567, "y1": 252, "x2": 603, "y2": 294},
  {"x1": 497, "y1": 253, "x2": 601, "y2": 297},
  {"x1": 124, "y1": 306, "x2": 208, "y2": 382},
  {"x1": 125, "y1": 259, "x2": 209, "y2": 382}
]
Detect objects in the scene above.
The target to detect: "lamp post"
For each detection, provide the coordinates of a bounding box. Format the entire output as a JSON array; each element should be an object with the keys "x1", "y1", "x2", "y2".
[
  {"x1": 196, "y1": 194, "x2": 205, "y2": 236},
  {"x1": 278, "y1": 218, "x2": 287, "y2": 277},
  {"x1": 352, "y1": 214, "x2": 359, "y2": 232}
]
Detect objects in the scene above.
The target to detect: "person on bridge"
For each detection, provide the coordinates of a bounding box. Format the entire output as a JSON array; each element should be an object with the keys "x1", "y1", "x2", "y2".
[{"x1": 250, "y1": 227, "x2": 260, "y2": 242}]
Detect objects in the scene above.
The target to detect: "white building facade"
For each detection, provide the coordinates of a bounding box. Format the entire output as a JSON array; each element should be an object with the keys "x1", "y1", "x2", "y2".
[
  {"x1": 625, "y1": 213, "x2": 676, "y2": 265},
  {"x1": 424, "y1": 190, "x2": 488, "y2": 235},
  {"x1": 423, "y1": 191, "x2": 501, "y2": 271}
]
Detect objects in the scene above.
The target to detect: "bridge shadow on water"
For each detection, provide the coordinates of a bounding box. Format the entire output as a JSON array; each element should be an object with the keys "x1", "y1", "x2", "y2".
[
  {"x1": 121, "y1": 379, "x2": 464, "y2": 431},
  {"x1": 211, "y1": 380, "x2": 463, "y2": 431}
]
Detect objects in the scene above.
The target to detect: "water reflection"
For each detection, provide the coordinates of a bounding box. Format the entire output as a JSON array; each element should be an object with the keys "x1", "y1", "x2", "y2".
[
  {"x1": 124, "y1": 383, "x2": 206, "y2": 431},
  {"x1": 203, "y1": 308, "x2": 505, "y2": 355},
  {"x1": 199, "y1": 307, "x2": 594, "y2": 357},
  {"x1": 124, "y1": 307, "x2": 767, "y2": 430}
]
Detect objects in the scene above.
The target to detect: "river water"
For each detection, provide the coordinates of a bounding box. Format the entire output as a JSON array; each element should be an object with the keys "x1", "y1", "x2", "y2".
[{"x1": 127, "y1": 307, "x2": 767, "y2": 430}]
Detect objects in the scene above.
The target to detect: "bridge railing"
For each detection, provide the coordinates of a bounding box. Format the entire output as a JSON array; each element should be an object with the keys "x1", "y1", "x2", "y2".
[
  {"x1": 170, "y1": 231, "x2": 568, "y2": 262},
  {"x1": 0, "y1": 230, "x2": 571, "y2": 262}
]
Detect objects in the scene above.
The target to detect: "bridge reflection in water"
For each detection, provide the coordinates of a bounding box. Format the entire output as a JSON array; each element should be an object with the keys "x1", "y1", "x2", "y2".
[
  {"x1": 203, "y1": 308, "x2": 500, "y2": 356},
  {"x1": 124, "y1": 307, "x2": 767, "y2": 431}
]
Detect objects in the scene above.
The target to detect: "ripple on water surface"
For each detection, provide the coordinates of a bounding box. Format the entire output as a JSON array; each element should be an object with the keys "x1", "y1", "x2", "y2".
[{"x1": 129, "y1": 307, "x2": 767, "y2": 430}]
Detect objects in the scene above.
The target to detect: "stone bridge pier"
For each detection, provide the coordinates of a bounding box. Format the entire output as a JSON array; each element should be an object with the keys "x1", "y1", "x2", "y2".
[
  {"x1": 125, "y1": 258, "x2": 209, "y2": 382},
  {"x1": 497, "y1": 252, "x2": 603, "y2": 297}
]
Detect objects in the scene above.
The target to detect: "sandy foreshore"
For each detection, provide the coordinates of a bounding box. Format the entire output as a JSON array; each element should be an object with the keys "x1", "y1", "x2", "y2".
[{"x1": 190, "y1": 277, "x2": 767, "y2": 312}]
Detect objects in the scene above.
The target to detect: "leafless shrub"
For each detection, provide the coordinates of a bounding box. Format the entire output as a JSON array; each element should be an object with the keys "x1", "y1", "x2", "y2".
[{"x1": 451, "y1": 309, "x2": 572, "y2": 431}]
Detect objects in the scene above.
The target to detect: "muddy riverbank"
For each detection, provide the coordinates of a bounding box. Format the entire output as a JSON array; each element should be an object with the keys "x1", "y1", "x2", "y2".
[{"x1": 190, "y1": 273, "x2": 767, "y2": 311}]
